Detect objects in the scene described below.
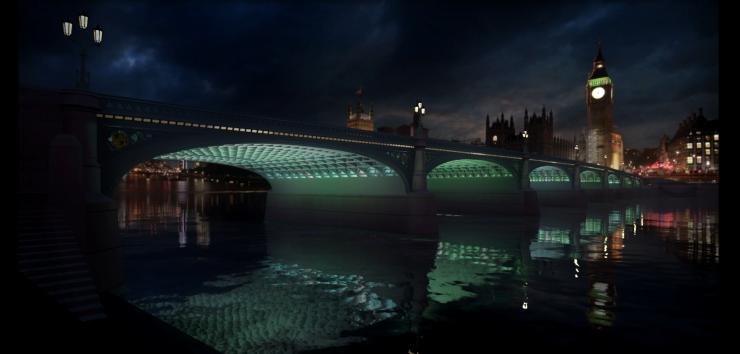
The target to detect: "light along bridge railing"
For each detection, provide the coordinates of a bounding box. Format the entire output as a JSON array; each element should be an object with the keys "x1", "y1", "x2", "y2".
[{"x1": 96, "y1": 92, "x2": 635, "y2": 178}]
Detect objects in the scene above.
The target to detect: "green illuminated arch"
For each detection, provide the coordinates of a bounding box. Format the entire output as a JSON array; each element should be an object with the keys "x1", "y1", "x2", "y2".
[
  {"x1": 155, "y1": 143, "x2": 407, "y2": 195},
  {"x1": 529, "y1": 166, "x2": 571, "y2": 191},
  {"x1": 607, "y1": 174, "x2": 620, "y2": 189},
  {"x1": 624, "y1": 177, "x2": 634, "y2": 188},
  {"x1": 580, "y1": 170, "x2": 602, "y2": 190},
  {"x1": 427, "y1": 159, "x2": 517, "y2": 193}
]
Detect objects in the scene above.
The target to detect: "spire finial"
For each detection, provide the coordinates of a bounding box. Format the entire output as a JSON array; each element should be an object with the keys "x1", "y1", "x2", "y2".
[{"x1": 595, "y1": 40, "x2": 605, "y2": 62}]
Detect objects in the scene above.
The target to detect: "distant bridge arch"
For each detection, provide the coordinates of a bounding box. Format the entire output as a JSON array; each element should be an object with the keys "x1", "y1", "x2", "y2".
[
  {"x1": 580, "y1": 170, "x2": 602, "y2": 189},
  {"x1": 529, "y1": 165, "x2": 571, "y2": 191},
  {"x1": 426, "y1": 159, "x2": 518, "y2": 193}
]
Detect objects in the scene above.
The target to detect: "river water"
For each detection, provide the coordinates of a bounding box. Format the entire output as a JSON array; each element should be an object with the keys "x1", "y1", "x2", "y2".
[{"x1": 116, "y1": 175, "x2": 720, "y2": 353}]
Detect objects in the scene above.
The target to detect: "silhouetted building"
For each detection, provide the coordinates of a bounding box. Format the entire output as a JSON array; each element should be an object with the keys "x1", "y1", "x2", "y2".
[
  {"x1": 346, "y1": 90, "x2": 374, "y2": 131},
  {"x1": 484, "y1": 107, "x2": 576, "y2": 159},
  {"x1": 585, "y1": 44, "x2": 623, "y2": 169}
]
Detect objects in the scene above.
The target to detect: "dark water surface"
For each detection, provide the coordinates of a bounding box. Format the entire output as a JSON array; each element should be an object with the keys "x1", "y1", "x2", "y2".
[{"x1": 116, "y1": 176, "x2": 719, "y2": 353}]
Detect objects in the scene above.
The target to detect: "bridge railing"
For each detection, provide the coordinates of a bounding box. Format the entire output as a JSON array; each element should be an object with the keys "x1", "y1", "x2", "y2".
[
  {"x1": 96, "y1": 91, "x2": 636, "y2": 178},
  {"x1": 97, "y1": 93, "x2": 417, "y2": 148}
]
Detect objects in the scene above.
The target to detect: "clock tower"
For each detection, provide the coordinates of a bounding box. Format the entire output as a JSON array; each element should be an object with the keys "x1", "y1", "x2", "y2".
[{"x1": 585, "y1": 44, "x2": 623, "y2": 169}]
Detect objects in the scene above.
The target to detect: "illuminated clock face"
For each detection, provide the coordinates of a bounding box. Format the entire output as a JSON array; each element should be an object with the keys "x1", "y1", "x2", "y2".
[{"x1": 591, "y1": 86, "x2": 606, "y2": 100}]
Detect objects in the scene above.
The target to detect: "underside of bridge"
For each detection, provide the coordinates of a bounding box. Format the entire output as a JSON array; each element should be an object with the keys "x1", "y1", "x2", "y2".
[
  {"x1": 608, "y1": 174, "x2": 621, "y2": 189},
  {"x1": 151, "y1": 143, "x2": 436, "y2": 234},
  {"x1": 427, "y1": 159, "x2": 517, "y2": 193},
  {"x1": 426, "y1": 159, "x2": 537, "y2": 215},
  {"x1": 529, "y1": 165, "x2": 571, "y2": 191},
  {"x1": 154, "y1": 143, "x2": 409, "y2": 195},
  {"x1": 580, "y1": 170, "x2": 602, "y2": 190}
]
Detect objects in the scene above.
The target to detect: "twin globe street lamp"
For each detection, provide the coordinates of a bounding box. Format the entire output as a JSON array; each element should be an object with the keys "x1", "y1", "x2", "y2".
[
  {"x1": 522, "y1": 130, "x2": 529, "y2": 154},
  {"x1": 62, "y1": 12, "x2": 104, "y2": 89},
  {"x1": 413, "y1": 101, "x2": 426, "y2": 125},
  {"x1": 412, "y1": 100, "x2": 427, "y2": 138}
]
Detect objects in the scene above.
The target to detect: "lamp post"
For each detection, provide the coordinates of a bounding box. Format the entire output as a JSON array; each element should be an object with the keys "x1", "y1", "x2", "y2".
[
  {"x1": 411, "y1": 100, "x2": 428, "y2": 192},
  {"x1": 574, "y1": 144, "x2": 580, "y2": 161},
  {"x1": 603, "y1": 154, "x2": 608, "y2": 168},
  {"x1": 412, "y1": 101, "x2": 426, "y2": 132},
  {"x1": 522, "y1": 130, "x2": 529, "y2": 154},
  {"x1": 62, "y1": 12, "x2": 104, "y2": 89}
]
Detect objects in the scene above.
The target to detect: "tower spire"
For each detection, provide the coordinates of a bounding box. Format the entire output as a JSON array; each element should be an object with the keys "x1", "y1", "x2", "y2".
[{"x1": 595, "y1": 40, "x2": 605, "y2": 62}]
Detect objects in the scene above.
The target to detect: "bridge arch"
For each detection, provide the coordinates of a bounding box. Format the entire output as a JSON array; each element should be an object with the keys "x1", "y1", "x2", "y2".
[
  {"x1": 529, "y1": 165, "x2": 571, "y2": 191},
  {"x1": 99, "y1": 130, "x2": 412, "y2": 196},
  {"x1": 580, "y1": 170, "x2": 602, "y2": 190},
  {"x1": 426, "y1": 159, "x2": 518, "y2": 193},
  {"x1": 607, "y1": 173, "x2": 621, "y2": 189},
  {"x1": 623, "y1": 176, "x2": 634, "y2": 188},
  {"x1": 153, "y1": 143, "x2": 408, "y2": 195}
]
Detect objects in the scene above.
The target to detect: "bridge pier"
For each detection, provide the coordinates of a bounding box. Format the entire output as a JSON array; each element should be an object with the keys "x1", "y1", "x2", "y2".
[
  {"x1": 57, "y1": 90, "x2": 124, "y2": 293},
  {"x1": 265, "y1": 192, "x2": 439, "y2": 235}
]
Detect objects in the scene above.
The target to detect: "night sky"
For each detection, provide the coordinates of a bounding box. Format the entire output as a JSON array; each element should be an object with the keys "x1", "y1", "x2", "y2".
[{"x1": 18, "y1": 0, "x2": 718, "y2": 149}]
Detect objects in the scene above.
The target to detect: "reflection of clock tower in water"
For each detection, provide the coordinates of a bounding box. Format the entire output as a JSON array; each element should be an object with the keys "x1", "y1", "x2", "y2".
[{"x1": 586, "y1": 44, "x2": 623, "y2": 169}]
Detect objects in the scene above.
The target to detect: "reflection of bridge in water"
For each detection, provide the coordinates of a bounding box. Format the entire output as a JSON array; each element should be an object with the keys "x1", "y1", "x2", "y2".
[{"x1": 117, "y1": 188, "x2": 706, "y2": 352}]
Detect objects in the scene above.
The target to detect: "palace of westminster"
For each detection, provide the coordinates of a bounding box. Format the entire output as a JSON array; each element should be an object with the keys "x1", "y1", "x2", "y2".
[{"x1": 344, "y1": 45, "x2": 660, "y2": 171}]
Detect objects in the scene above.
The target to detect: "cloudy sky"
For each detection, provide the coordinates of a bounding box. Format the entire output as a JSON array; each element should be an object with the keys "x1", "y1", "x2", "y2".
[{"x1": 18, "y1": 0, "x2": 718, "y2": 148}]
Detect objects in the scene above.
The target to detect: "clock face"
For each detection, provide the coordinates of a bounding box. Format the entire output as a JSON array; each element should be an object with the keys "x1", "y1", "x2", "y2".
[{"x1": 591, "y1": 86, "x2": 606, "y2": 100}]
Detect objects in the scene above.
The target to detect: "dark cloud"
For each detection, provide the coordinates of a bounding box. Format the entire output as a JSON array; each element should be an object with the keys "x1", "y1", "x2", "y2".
[{"x1": 18, "y1": 0, "x2": 718, "y2": 149}]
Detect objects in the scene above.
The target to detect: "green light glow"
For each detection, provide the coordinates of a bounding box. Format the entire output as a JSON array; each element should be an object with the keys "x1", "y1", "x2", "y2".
[
  {"x1": 426, "y1": 241, "x2": 515, "y2": 304},
  {"x1": 427, "y1": 159, "x2": 513, "y2": 179},
  {"x1": 580, "y1": 170, "x2": 601, "y2": 184},
  {"x1": 536, "y1": 228, "x2": 571, "y2": 245},
  {"x1": 607, "y1": 174, "x2": 620, "y2": 187},
  {"x1": 625, "y1": 206, "x2": 638, "y2": 225},
  {"x1": 581, "y1": 218, "x2": 603, "y2": 235},
  {"x1": 529, "y1": 227, "x2": 575, "y2": 260},
  {"x1": 529, "y1": 166, "x2": 571, "y2": 183},
  {"x1": 155, "y1": 144, "x2": 398, "y2": 180},
  {"x1": 588, "y1": 77, "x2": 612, "y2": 87}
]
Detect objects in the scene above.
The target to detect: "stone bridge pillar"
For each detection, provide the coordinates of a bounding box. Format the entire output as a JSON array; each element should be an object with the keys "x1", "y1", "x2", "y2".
[
  {"x1": 518, "y1": 157, "x2": 539, "y2": 214},
  {"x1": 58, "y1": 89, "x2": 123, "y2": 293},
  {"x1": 411, "y1": 130, "x2": 428, "y2": 192},
  {"x1": 519, "y1": 158, "x2": 530, "y2": 191},
  {"x1": 602, "y1": 169, "x2": 609, "y2": 190}
]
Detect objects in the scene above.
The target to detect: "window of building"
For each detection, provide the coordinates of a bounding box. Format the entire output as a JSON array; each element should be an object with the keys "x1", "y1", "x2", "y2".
[
  {"x1": 714, "y1": 149, "x2": 718, "y2": 154},
  {"x1": 714, "y1": 134, "x2": 719, "y2": 141},
  {"x1": 687, "y1": 143, "x2": 693, "y2": 149},
  {"x1": 705, "y1": 142, "x2": 710, "y2": 148},
  {"x1": 714, "y1": 142, "x2": 718, "y2": 147},
  {"x1": 705, "y1": 149, "x2": 710, "y2": 155},
  {"x1": 687, "y1": 156, "x2": 693, "y2": 164},
  {"x1": 697, "y1": 156, "x2": 702, "y2": 163},
  {"x1": 493, "y1": 135, "x2": 498, "y2": 143}
]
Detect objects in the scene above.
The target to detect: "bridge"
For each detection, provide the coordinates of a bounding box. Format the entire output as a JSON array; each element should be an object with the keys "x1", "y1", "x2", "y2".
[{"x1": 18, "y1": 87, "x2": 641, "y2": 293}]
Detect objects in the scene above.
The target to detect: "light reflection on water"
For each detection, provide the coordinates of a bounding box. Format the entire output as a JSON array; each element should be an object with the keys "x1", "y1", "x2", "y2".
[{"x1": 116, "y1": 176, "x2": 719, "y2": 353}]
